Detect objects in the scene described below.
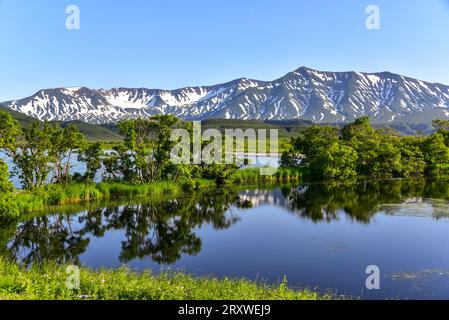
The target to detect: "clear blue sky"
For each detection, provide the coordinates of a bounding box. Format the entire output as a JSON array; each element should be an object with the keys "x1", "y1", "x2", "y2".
[{"x1": 1, "y1": 0, "x2": 449, "y2": 101}]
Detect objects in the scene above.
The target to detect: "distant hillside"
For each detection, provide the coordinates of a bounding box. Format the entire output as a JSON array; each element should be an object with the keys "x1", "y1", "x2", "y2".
[
  {"x1": 201, "y1": 119, "x2": 314, "y2": 138},
  {"x1": 375, "y1": 121, "x2": 435, "y2": 135},
  {"x1": 0, "y1": 104, "x2": 37, "y2": 127},
  {"x1": 54, "y1": 120, "x2": 123, "y2": 142},
  {"x1": 0, "y1": 104, "x2": 122, "y2": 142}
]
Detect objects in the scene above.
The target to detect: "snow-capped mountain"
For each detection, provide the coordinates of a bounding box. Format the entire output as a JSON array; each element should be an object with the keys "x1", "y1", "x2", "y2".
[{"x1": 3, "y1": 67, "x2": 449, "y2": 124}]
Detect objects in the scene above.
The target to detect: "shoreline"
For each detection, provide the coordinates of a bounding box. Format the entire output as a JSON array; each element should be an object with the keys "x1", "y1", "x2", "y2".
[{"x1": 0, "y1": 259, "x2": 328, "y2": 300}]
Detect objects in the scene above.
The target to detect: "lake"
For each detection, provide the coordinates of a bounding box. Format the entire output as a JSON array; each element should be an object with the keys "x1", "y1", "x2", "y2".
[{"x1": 2, "y1": 179, "x2": 449, "y2": 299}]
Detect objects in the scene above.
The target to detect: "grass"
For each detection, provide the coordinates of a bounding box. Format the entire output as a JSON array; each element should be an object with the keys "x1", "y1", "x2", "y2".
[
  {"x1": 13, "y1": 181, "x2": 187, "y2": 212},
  {"x1": 5, "y1": 168, "x2": 303, "y2": 215},
  {"x1": 7, "y1": 171, "x2": 303, "y2": 213},
  {"x1": 0, "y1": 259, "x2": 327, "y2": 300},
  {"x1": 232, "y1": 167, "x2": 303, "y2": 184}
]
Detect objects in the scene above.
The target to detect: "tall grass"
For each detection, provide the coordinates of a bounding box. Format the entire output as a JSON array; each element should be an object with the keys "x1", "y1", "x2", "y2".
[
  {"x1": 9, "y1": 170, "x2": 302, "y2": 214},
  {"x1": 0, "y1": 259, "x2": 327, "y2": 300},
  {"x1": 14, "y1": 181, "x2": 186, "y2": 212},
  {"x1": 232, "y1": 167, "x2": 303, "y2": 184}
]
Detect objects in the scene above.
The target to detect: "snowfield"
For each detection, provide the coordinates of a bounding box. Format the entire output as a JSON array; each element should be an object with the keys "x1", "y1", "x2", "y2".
[{"x1": 3, "y1": 67, "x2": 449, "y2": 124}]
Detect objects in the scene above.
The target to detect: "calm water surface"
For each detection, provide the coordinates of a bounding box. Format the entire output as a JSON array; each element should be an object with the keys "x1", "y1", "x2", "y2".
[{"x1": 2, "y1": 180, "x2": 449, "y2": 299}]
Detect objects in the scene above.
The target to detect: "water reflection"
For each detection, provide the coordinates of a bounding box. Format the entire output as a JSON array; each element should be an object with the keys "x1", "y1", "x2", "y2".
[
  {"x1": 2, "y1": 179, "x2": 449, "y2": 267},
  {"x1": 1, "y1": 189, "x2": 243, "y2": 266},
  {"x1": 237, "y1": 179, "x2": 449, "y2": 222}
]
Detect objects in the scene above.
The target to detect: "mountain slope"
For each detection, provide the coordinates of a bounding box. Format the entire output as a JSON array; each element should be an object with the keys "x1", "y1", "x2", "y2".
[
  {"x1": 0, "y1": 104, "x2": 38, "y2": 127},
  {"x1": 0, "y1": 104, "x2": 122, "y2": 141},
  {"x1": 3, "y1": 67, "x2": 449, "y2": 125},
  {"x1": 55, "y1": 121, "x2": 123, "y2": 141}
]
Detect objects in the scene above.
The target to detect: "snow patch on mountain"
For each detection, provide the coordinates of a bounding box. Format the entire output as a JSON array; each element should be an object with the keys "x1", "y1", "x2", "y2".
[{"x1": 3, "y1": 67, "x2": 449, "y2": 125}]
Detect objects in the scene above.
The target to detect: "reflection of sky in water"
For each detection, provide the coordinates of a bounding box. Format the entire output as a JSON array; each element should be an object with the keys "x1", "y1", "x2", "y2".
[
  {"x1": 379, "y1": 199, "x2": 449, "y2": 218},
  {"x1": 1, "y1": 151, "x2": 91, "y2": 188},
  {"x1": 238, "y1": 154, "x2": 279, "y2": 169},
  {"x1": 6, "y1": 183, "x2": 449, "y2": 300},
  {"x1": 82, "y1": 196, "x2": 449, "y2": 300}
]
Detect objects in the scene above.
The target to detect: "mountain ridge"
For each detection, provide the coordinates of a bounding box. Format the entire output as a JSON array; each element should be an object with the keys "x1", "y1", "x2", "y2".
[{"x1": 3, "y1": 67, "x2": 449, "y2": 125}]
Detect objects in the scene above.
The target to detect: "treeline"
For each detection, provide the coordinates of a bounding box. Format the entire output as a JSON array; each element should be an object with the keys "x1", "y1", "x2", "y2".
[
  {"x1": 0, "y1": 113, "x2": 244, "y2": 217},
  {"x1": 281, "y1": 117, "x2": 449, "y2": 181},
  {"x1": 0, "y1": 112, "x2": 244, "y2": 191}
]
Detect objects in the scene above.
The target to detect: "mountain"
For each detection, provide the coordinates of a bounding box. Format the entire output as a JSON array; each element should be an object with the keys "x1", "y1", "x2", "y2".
[{"x1": 3, "y1": 67, "x2": 449, "y2": 125}]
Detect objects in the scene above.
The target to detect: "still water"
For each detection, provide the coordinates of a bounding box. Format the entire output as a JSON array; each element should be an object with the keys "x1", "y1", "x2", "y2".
[{"x1": 2, "y1": 180, "x2": 449, "y2": 299}]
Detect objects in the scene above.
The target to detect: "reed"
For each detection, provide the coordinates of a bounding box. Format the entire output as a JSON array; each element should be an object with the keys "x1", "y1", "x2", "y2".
[
  {"x1": 232, "y1": 167, "x2": 303, "y2": 184},
  {"x1": 13, "y1": 181, "x2": 187, "y2": 212}
]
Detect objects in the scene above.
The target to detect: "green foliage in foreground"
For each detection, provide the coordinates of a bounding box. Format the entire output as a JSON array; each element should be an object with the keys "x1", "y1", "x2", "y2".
[{"x1": 0, "y1": 259, "x2": 325, "y2": 300}]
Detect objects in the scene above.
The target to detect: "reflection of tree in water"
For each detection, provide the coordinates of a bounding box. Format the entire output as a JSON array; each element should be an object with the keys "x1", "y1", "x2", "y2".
[
  {"x1": 4, "y1": 179, "x2": 449, "y2": 266},
  {"x1": 282, "y1": 179, "x2": 434, "y2": 223},
  {"x1": 6, "y1": 214, "x2": 90, "y2": 266},
  {"x1": 3, "y1": 189, "x2": 243, "y2": 266}
]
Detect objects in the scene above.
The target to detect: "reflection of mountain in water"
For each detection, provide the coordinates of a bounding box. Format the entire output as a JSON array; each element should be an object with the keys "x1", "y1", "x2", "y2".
[
  {"x1": 380, "y1": 198, "x2": 449, "y2": 219},
  {"x1": 2, "y1": 179, "x2": 449, "y2": 266},
  {"x1": 238, "y1": 187, "x2": 296, "y2": 207},
  {"x1": 1, "y1": 189, "x2": 243, "y2": 267},
  {"x1": 239, "y1": 180, "x2": 449, "y2": 223}
]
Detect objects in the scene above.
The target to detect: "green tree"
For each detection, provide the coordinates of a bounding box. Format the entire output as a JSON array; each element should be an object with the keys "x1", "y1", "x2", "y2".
[
  {"x1": 342, "y1": 117, "x2": 402, "y2": 179},
  {"x1": 11, "y1": 122, "x2": 58, "y2": 189},
  {"x1": 321, "y1": 142, "x2": 358, "y2": 180},
  {"x1": 0, "y1": 160, "x2": 13, "y2": 195},
  {"x1": 280, "y1": 149, "x2": 302, "y2": 168},
  {"x1": 0, "y1": 112, "x2": 21, "y2": 152},
  {"x1": 0, "y1": 160, "x2": 18, "y2": 218},
  {"x1": 342, "y1": 117, "x2": 379, "y2": 177},
  {"x1": 118, "y1": 115, "x2": 181, "y2": 183},
  {"x1": 400, "y1": 137, "x2": 426, "y2": 177},
  {"x1": 51, "y1": 125, "x2": 86, "y2": 184},
  {"x1": 78, "y1": 142, "x2": 104, "y2": 183},
  {"x1": 421, "y1": 132, "x2": 449, "y2": 177},
  {"x1": 102, "y1": 144, "x2": 137, "y2": 182},
  {"x1": 371, "y1": 135, "x2": 402, "y2": 179},
  {"x1": 290, "y1": 125, "x2": 343, "y2": 180}
]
